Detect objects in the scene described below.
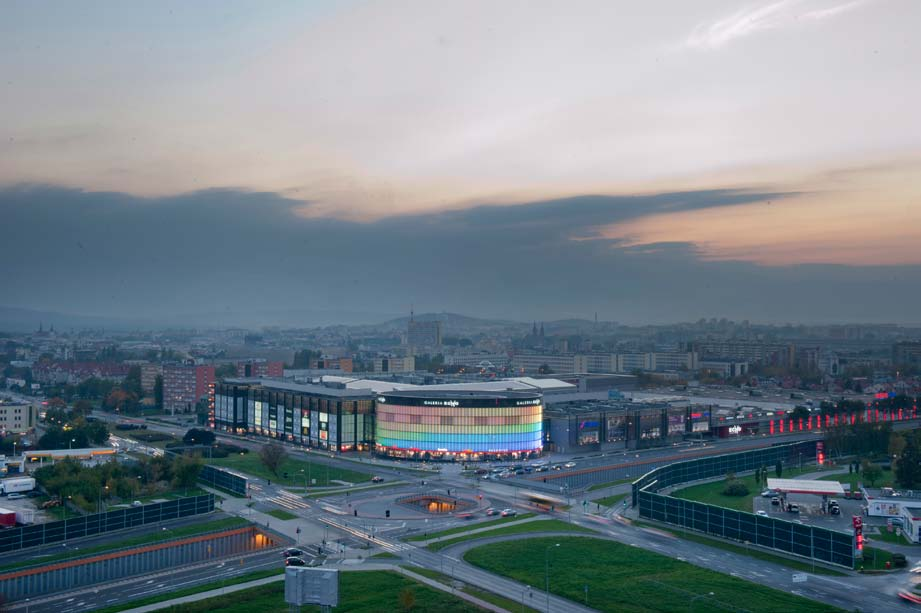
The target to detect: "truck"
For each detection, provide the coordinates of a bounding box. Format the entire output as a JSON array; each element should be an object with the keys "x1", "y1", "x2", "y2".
[
  {"x1": 0, "y1": 477, "x2": 36, "y2": 495},
  {"x1": 0, "y1": 508, "x2": 16, "y2": 528}
]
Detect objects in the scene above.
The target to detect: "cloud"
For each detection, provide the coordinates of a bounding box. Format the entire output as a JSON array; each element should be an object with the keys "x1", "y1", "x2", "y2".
[
  {"x1": 2, "y1": 184, "x2": 921, "y2": 326},
  {"x1": 688, "y1": 0, "x2": 872, "y2": 49}
]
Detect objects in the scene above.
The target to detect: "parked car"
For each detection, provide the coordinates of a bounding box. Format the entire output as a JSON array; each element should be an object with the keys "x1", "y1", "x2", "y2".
[
  {"x1": 283, "y1": 548, "x2": 307, "y2": 558},
  {"x1": 501, "y1": 508, "x2": 517, "y2": 517},
  {"x1": 829, "y1": 506, "x2": 840, "y2": 515},
  {"x1": 563, "y1": 462, "x2": 577, "y2": 469},
  {"x1": 485, "y1": 507, "x2": 498, "y2": 516},
  {"x1": 552, "y1": 465, "x2": 563, "y2": 471},
  {"x1": 285, "y1": 557, "x2": 308, "y2": 567},
  {"x1": 536, "y1": 466, "x2": 549, "y2": 472},
  {"x1": 756, "y1": 510, "x2": 768, "y2": 517},
  {"x1": 760, "y1": 489, "x2": 774, "y2": 498},
  {"x1": 371, "y1": 476, "x2": 385, "y2": 483},
  {"x1": 770, "y1": 497, "x2": 780, "y2": 506},
  {"x1": 788, "y1": 504, "x2": 800, "y2": 514},
  {"x1": 5, "y1": 494, "x2": 25, "y2": 500}
]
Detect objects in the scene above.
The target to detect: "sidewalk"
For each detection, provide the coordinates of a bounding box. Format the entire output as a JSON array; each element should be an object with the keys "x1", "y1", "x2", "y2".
[
  {"x1": 413, "y1": 514, "x2": 546, "y2": 547},
  {"x1": 116, "y1": 562, "x2": 510, "y2": 613}
]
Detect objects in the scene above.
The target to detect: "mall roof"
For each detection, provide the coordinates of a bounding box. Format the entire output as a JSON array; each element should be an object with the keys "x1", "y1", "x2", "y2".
[
  {"x1": 377, "y1": 388, "x2": 541, "y2": 400},
  {"x1": 766, "y1": 478, "x2": 845, "y2": 496}
]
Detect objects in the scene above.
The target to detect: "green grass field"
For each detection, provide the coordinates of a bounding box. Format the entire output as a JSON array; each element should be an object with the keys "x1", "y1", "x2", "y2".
[
  {"x1": 160, "y1": 570, "x2": 483, "y2": 612},
  {"x1": 92, "y1": 569, "x2": 284, "y2": 613},
  {"x1": 264, "y1": 509, "x2": 298, "y2": 521},
  {"x1": 208, "y1": 453, "x2": 371, "y2": 487},
  {"x1": 0, "y1": 517, "x2": 249, "y2": 573},
  {"x1": 407, "y1": 513, "x2": 537, "y2": 541},
  {"x1": 817, "y1": 472, "x2": 893, "y2": 491},
  {"x1": 671, "y1": 466, "x2": 817, "y2": 512},
  {"x1": 870, "y1": 527, "x2": 913, "y2": 545},
  {"x1": 408, "y1": 566, "x2": 541, "y2": 613},
  {"x1": 427, "y1": 519, "x2": 592, "y2": 552},
  {"x1": 464, "y1": 536, "x2": 844, "y2": 613}
]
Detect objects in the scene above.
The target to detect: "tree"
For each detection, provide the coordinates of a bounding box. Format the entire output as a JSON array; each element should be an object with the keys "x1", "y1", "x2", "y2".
[
  {"x1": 754, "y1": 468, "x2": 761, "y2": 486},
  {"x1": 214, "y1": 363, "x2": 238, "y2": 379},
  {"x1": 183, "y1": 428, "x2": 216, "y2": 447},
  {"x1": 791, "y1": 406, "x2": 810, "y2": 421},
  {"x1": 775, "y1": 461, "x2": 783, "y2": 478},
  {"x1": 85, "y1": 420, "x2": 110, "y2": 445},
  {"x1": 259, "y1": 442, "x2": 287, "y2": 477},
  {"x1": 154, "y1": 375, "x2": 164, "y2": 409},
  {"x1": 172, "y1": 454, "x2": 203, "y2": 490},
  {"x1": 897, "y1": 432, "x2": 921, "y2": 489},
  {"x1": 123, "y1": 366, "x2": 143, "y2": 397},
  {"x1": 862, "y1": 460, "x2": 883, "y2": 487},
  {"x1": 73, "y1": 399, "x2": 94, "y2": 416}
]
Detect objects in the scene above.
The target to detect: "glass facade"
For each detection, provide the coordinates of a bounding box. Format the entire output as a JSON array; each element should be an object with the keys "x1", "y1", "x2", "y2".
[{"x1": 375, "y1": 392, "x2": 543, "y2": 461}]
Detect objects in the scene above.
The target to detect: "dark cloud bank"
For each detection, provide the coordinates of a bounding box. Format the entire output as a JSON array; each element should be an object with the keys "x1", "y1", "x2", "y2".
[{"x1": 2, "y1": 184, "x2": 919, "y2": 328}]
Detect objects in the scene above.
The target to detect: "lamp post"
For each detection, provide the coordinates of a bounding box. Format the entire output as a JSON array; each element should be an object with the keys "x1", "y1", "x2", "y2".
[
  {"x1": 522, "y1": 585, "x2": 530, "y2": 613},
  {"x1": 689, "y1": 592, "x2": 714, "y2": 612},
  {"x1": 545, "y1": 543, "x2": 560, "y2": 613},
  {"x1": 69, "y1": 438, "x2": 76, "y2": 450}
]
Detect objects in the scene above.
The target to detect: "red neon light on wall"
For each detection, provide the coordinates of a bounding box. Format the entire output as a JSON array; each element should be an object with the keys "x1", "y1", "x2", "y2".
[
  {"x1": 798, "y1": 418, "x2": 803, "y2": 431},
  {"x1": 770, "y1": 420, "x2": 775, "y2": 434},
  {"x1": 779, "y1": 419, "x2": 784, "y2": 433}
]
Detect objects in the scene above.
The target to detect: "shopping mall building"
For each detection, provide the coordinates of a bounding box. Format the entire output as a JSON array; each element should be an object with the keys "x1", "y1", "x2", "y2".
[{"x1": 214, "y1": 378, "x2": 545, "y2": 460}]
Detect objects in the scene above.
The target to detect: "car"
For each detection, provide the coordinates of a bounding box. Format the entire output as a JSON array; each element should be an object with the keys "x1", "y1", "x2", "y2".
[
  {"x1": 131, "y1": 500, "x2": 143, "y2": 507},
  {"x1": 500, "y1": 508, "x2": 517, "y2": 517},
  {"x1": 563, "y1": 462, "x2": 576, "y2": 469},
  {"x1": 771, "y1": 497, "x2": 780, "y2": 506},
  {"x1": 909, "y1": 565, "x2": 921, "y2": 574},
  {"x1": 5, "y1": 493, "x2": 25, "y2": 500},
  {"x1": 285, "y1": 557, "x2": 308, "y2": 567},
  {"x1": 756, "y1": 510, "x2": 768, "y2": 517},
  {"x1": 283, "y1": 548, "x2": 307, "y2": 558},
  {"x1": 536, "y1": 466, "x2": 549, "y2": 472},
  {"x1": 485, "y1": 507, "x2": 498, "y2": 516},
  {"x1": 371, "y1": 476, "x2": 384, "y2": 483},
  {"x1": 552, "y1": 465, "x2": 562, "y2": 471},
  {"x1": 787, "y1": 504, "x2": 800, "y2": 513},
  {"x1": 474, "y1": 469, "x2": 488, "y2": 475},
  {"x1": 514, "y1": 469, "x2": 525, "y2": 475},
  {"x1": 828, "y1": 499, "x2": 839, "y2": 507},
  {"x1": 760, "y1": 489, "x2": 774, "y2": 498},
  {"x1": 829, "y1": 505, "x2": 840, "y2": 515}
]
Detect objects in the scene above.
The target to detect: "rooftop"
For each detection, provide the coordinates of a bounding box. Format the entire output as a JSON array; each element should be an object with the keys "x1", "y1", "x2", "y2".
[{"x1": 766, "y1": 478, "x2": 845, "y2": 496}]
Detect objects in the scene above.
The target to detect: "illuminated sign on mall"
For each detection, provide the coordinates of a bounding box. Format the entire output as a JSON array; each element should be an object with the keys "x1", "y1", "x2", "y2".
[
  {"x1": 423, "y1": 400, "x2": 460, "y2": 407},
  {"x1": 516, "y1": 399, "x2": 541, "y2": 406},
  {"x1": 728, "y1": 425, "x2": 742, "y2": 434}
]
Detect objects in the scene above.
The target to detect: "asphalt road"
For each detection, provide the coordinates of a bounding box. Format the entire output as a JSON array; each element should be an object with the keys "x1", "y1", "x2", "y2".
[{"x1": 8, "y1": 547, "x2": 290, "y2": 613}]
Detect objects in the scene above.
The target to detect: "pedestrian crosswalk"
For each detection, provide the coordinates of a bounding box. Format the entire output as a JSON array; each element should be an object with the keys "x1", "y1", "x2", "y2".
[{"x1": 266, "y1": 489, "x2": 311, "y2": 511}]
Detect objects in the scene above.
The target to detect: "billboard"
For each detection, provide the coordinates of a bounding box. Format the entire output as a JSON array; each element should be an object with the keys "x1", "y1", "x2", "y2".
[{"x1": 285, "y1": 567, "x2": 339, "y2": 607}]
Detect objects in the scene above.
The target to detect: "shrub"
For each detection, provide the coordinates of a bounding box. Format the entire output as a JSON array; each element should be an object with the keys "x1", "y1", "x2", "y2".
[{"x1": 722, "y1": 481, "x2": 750, "y2": 497}]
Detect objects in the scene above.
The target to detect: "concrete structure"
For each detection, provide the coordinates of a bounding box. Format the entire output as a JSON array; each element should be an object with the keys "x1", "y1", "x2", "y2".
[
  {"x1": 901, "y1": 507, "x2": 921, "y2": 544},
  {"x1": 163, "y1": 363, "x2": 215, "y2": 414},
  {"x1": 140, "y1": 363, "x2": 162, "y2": 394},
  {"x1": 372, "y1": 355, "x2": 415, "y2": 373},
  {"x1": 864, "y1": 487, "x2": 921, "y2": 519},
  {"x1": 0, "y1": 403, "x2": 37, "y2": 435},
  {"x1": 407, "y1": 317, "x2": 442, "y2": 350},
  {"x1": 694, "y1": 340, "x2": 796, "y2": 367},
  {"x1": 893, "y1": 342, "x2": 921, "y2": 367},
  {"x1": 511, "y1": 351, "x2": 698, "y2": 375},
  {"x1": 235, "y1": 360, "x2": 284, "y2": 378}
]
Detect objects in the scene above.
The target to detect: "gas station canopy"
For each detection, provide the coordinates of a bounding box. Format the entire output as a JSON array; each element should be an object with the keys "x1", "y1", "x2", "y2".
[{"x1": 766, "y1": 478, "x2": 845, "y2": 496}]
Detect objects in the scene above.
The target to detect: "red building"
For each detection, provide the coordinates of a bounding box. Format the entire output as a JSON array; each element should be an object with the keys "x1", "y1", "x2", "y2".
[
  {"x1": 163, "y1": 363, "x2": 215, "y2": 414},
  {"x1": 235, "y1": 360, "x2": 284, "y2": 378}
]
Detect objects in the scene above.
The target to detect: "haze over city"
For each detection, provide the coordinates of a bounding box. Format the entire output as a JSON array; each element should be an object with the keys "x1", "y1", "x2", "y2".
[{"x1": 2, "y1": 0, "x2": 920, "y2": 327}]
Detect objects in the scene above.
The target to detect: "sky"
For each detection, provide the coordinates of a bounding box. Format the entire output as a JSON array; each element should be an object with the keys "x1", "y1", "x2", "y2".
[{"x1": 2, "y1": 1, "x2": 920, "y2": 326}]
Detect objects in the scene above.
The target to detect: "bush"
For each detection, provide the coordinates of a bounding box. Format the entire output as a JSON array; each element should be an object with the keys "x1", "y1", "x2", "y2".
[
  {"x1": 892, "y1": 553, "x2": 908, "y2": 568},
  {"x1": 722, "y1": 481, "x2": 750, "y2": 497}
]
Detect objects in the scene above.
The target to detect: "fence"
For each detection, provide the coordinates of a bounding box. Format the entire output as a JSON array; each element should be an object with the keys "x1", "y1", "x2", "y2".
[
  {"x1": 0, "y1": 494, "x2": 214, "y2": 554},
  {"x1": 632, "y1": 441, "x2": 856, "y2": 569},
  {"x1": 0, "y1": 524, "x2": 274, "y2": 602},
  {"x1": 199, "y1": 464, "x2": 248, "y2": 496}
]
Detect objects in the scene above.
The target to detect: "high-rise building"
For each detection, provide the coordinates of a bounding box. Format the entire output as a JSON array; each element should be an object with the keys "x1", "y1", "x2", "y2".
[
  {"x1": 407, "y1": 314, "x2": 442, "y2": 349},
  {"x1": 163, "y1": 363, "x2": 215, "y2": 414},
  {"x1": 140, "y1": 363, "x2": 162, "y2": 394}
]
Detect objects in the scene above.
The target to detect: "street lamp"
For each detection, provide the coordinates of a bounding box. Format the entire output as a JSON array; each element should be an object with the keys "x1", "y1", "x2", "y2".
[
  {"x1": 689, "y1": 592, "x2": 714, "y2": 612},
  {"x1": 69, "y1": 438, "x2": 76, "y2": 450},
  {"x1": 545, "y1": 543, "x2": 560, "y2": 613},
  {"x1": 521, "y1": 585, "x2": 531, "y2": 613}
]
